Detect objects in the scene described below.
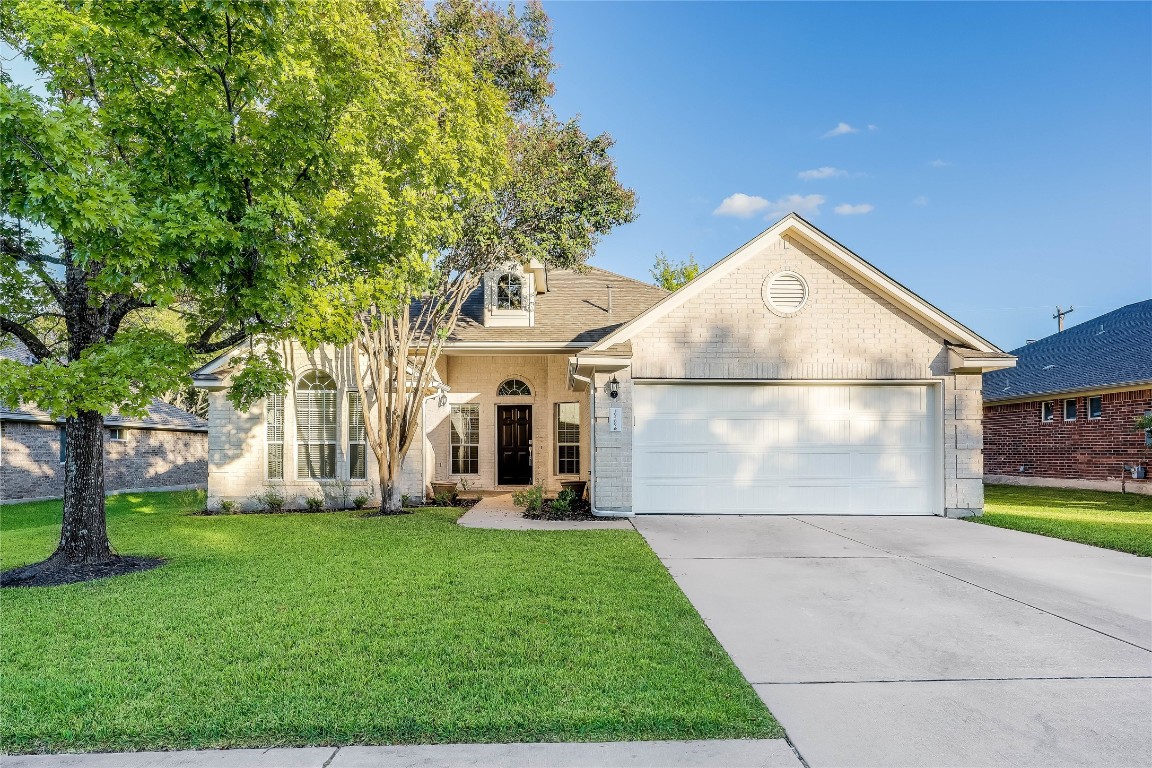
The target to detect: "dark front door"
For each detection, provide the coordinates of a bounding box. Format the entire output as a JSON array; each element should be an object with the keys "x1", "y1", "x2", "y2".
[{"x1": 497, "y1": 405, "x2": 533, "y2": 485}]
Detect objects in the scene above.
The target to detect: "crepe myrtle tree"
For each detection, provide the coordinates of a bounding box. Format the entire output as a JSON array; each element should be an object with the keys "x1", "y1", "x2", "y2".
[
  {"x1": 0, "y1": 0, "x2": 508, "y2": 580},
  {"x1": 351, "y1": 0, "x2": 637, "y2": 511}
]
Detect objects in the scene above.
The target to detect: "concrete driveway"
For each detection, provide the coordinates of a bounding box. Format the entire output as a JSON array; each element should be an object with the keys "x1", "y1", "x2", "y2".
[{"x1": 635, "y1": 515, "x2": 1152, "y2": 768}]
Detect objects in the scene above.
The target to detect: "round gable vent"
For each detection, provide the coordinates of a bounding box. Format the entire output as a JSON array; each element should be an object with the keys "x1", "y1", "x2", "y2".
[{"x1": 764, "y1": 270, "x2": 809, "y2": 315}]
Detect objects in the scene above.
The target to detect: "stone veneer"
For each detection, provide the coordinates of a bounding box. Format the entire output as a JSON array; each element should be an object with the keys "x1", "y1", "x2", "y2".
[{"x1": 0, "y1": 420, "x2": 207, "y2": 503}]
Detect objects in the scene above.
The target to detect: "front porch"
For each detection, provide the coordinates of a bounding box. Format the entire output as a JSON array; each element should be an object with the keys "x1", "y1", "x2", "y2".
[{"x1": 422, "y1": 353, "x2": 592, "y2": 496}]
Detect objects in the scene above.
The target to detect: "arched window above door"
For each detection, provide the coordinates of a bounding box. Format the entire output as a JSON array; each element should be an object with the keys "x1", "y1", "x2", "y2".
[{"x1": 497, "y1": 378, "x2": 532, "y2": 397}]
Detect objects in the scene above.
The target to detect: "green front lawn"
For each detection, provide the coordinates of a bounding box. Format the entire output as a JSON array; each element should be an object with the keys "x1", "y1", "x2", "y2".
[
  {"x1": 974, "y1": 484, "x2": 1152, "y2": 556},
  {"x1": 0, "y1": 492, "x2": 779, "y2": 754}
]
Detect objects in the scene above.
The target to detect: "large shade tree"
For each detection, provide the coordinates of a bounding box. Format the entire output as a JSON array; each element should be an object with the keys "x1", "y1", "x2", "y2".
[
  {"x1": 350, "y1": 0, "x2": 637, "y2": 510},
  {"x1": 0, "y1": 0, "x2": 509, "y2": 583}
]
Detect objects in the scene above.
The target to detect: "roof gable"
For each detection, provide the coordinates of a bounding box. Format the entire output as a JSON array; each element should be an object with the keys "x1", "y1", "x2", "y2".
[{"x1": 585, "y1": 214, "x2": 1005, "y2": 356}]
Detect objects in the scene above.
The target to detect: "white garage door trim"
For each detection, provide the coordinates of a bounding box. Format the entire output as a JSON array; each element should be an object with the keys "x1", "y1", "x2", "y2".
[{"x1": 632, "y1": 381, "x2": 943, "y2": 516}]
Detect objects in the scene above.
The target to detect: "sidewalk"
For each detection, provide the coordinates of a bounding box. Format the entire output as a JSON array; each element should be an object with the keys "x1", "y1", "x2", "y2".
[{"x1": 4, "y1": 740, "x2": 803, "y2": 767}]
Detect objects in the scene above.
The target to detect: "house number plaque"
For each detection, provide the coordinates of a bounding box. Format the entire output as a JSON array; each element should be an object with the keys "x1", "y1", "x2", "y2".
[{"x1": 608, "y1": 407, "x2": 622, "y2": 432}]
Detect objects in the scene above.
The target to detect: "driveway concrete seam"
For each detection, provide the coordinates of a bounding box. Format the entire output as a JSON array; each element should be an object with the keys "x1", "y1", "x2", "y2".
[
  {"x1": 790, "y1": 516, "x2": 1152, "y2": 654},
  {"x1": 753, "y1": 674, "x2": 1152, "y2": 685},
  {"x1": 320, "y1": 747, "x2": 340, "y2": 768}
]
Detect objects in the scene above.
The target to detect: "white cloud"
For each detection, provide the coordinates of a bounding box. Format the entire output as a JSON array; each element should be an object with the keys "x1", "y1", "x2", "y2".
[
  {"x1": 867, "y1": 124, "x2": 878, "y2": 131},
  {"x1": 713, "y1": 193, "x2": 770, "y2": 218},
  {"x1": 929, "y1": 159, "x2": 952, "y2": 168},
  {"x1": 834, "y1": 203, "x2": 874, "y2": 215},
  {"x1": 822, "y1": 122, "x2": 858, "y2": 138},
  {"x1": 798, "y1": 166, "x2": 849, "y2": 181},
  {"x1": 765, "y1": 194, "x2": 825, "y2": 218},
  {"x1": 912, "y1": 195, "x2": 929, "y2": 207}
]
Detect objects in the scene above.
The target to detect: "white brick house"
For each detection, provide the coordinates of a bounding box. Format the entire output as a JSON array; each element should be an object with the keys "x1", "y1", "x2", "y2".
[{"x1": 194, "y1": 214, "x2": 1015, "y2": 516}]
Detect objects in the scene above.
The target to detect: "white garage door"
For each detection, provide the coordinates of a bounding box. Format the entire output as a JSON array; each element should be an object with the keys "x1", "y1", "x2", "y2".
[{"x1": 633, "y1": 383, "x2": 940, "y2": 515}]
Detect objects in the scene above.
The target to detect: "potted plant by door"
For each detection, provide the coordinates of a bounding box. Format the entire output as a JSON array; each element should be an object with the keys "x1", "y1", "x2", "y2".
[
  {"x1": 430, "y1": 480, "x2": 459, "y2": 502},
  {"x1": 560, "y1": 480, "x2": 587, "y2": 500}
]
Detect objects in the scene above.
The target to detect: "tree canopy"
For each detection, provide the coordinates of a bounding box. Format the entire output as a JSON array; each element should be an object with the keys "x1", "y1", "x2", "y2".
[{"x1": 650, "y1": 252, "x2": 700, "y2": 291}]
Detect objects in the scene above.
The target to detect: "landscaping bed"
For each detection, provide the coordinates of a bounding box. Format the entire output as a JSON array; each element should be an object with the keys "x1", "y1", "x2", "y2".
[
  {"x1": 975, "y1": 484, "x2": 1152, "y2": 556},
  {"x1": 0, "y1": 491, "x2": 779, "y2": 754}
]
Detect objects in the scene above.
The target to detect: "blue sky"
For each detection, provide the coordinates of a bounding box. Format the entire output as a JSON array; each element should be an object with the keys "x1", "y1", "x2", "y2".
[
  {"x1": 543, "y1": 1, "x2": 1152, "y2": 349},
  {"x1": 4, "y1": 3, "x2": 1148, "y2": 350}
]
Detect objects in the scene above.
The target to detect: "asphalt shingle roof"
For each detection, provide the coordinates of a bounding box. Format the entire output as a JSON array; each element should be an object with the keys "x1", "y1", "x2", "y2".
[
  {"x1": 448, "y1": 267, "x2": 668, "y2": 344},
  {"x1": 982, "y1": 299, "x2": 1152, "y2": 402},
  {"x1": 0, "y1": 340, "x2": 208, "y2": 431}
]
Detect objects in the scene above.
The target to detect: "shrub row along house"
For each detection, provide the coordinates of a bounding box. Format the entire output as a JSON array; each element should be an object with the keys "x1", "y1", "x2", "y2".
[
  {"x1": 195, "y1": 215, "x2": 1015, "y2": 516},
  {"x1": 0, "y1": 341, "x2": 209, "y2": 503},
  {"x1": 982, "y1": 299, "x2": 1152, "y2": 495}
]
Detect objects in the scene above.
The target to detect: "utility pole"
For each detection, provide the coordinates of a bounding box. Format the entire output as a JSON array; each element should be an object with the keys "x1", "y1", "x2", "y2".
[{"x1": 1053, "y1": 305, "x2": 1074, "y2": 332}]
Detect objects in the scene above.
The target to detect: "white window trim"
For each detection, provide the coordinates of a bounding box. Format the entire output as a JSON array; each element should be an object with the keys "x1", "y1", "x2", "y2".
[
  {"x1": 1041, "y1": 401, "x2": 1054, "y2": 423},
  {"x1": 296, "y1": 372, "x2": 338, "y2": 481},
  {"x1": 555, "y1": 402, "x2": 581, "y2": 476},
  {"x1": 266, "y1": 393, "x2": 286, "y2": 481},
  {"x1": 1087, "y1": 395, "x2": 1103, "y2": 420},
  {"x1": 450, "y1": 404, "x2": 481, "y2": 476},
  {"x1": 1064, "y1": 398, "x2": 1077, "y2": 421},
  {"x1": 107, "y1": 427, "x2": 126, "y2": 442}
]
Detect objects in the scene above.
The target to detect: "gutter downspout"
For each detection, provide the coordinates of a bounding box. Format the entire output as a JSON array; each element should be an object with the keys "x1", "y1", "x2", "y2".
[{"x1": 575, "y1": 369, "x2": 633, "y2": 518}]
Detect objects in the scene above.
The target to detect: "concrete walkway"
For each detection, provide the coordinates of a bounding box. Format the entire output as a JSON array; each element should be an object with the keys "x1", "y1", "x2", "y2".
[
  {"x1": 4, "y1": 739, "x2": 803, "y2": 767},
  {"x1": 635, "y1": 515, "x2": 1152, "y2": 767},
  {"x1": 456, "y1": 494, "x2": 632, "y2": 530}
]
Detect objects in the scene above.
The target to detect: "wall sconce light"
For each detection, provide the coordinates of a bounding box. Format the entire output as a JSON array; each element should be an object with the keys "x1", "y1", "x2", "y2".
[
  {"x1": 437, "y1": 392, "x2": 448, "y2": 408},
  {"x1": 608, "y1": 376, "x2": 620, "y2": 399}
]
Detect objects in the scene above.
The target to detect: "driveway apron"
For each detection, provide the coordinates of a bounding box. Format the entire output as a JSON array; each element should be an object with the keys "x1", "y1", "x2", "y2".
[{"x1": 635, "y1": 515, "x2": 1152, "y2": 768}]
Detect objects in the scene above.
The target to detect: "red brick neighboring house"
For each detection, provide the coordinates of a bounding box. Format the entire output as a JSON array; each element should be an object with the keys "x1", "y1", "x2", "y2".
[
  {"x1": 0, "y1": 341, "x2": 208, "y2": 503},
  {"x1": 982, "y1": 299, "x2": 1152, "y2": 495}
]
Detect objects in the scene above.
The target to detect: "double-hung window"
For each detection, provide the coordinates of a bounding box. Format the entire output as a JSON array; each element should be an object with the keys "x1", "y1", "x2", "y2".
[
  {"x1": 348, "y1": 392, "x2": 367, "y2": 480},
  {"x1": 556, "y1": 402, "x2": 580, "y2": 475},
  {"x1": 266, "y1": 393, "x2": 285, "y2": 479},
  {"x1": 1041, "y1": 401, "x2": 1054, "y2": 422},
  {"x1": 450, "y1": 405, "x2": 479, "y2": 475},
  {"x1": 1064, "y1": 399, "x2": 1077, "y2": 421},
  {"x1": 296, "y1": 372, "x2": 337, "y2": 479}
]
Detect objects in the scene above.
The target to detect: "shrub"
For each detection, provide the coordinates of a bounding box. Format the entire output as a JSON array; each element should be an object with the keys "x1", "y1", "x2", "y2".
[
  {"x1": 354, "y1": 494, "x2": 371, "y2": 510},
  {"x1": 304, "y1": 496, "x2": 326, "y2": 513},
  {"x1": 512, "y1": 484, "x2": 544, "y2": 513},
  {"x1": 219, "y1": 499, "x2": 237, "y2": 515},
  {"x1": 433, "y1": 490, "x2": 455, "y2": 507},
  {"x1": 551, "y1": 488, "x2": 576, "y2": 516},
  {"x1": 258, "y1": 488, "x2": 285, "y2": 514}
]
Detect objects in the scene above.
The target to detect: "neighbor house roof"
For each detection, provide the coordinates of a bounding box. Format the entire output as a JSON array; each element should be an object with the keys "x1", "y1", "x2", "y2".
[
  {"x1": 447, "y1": 267, "x2": 668, "y2": 346},
  {"x1": 982, "y1": 299, "x2": 1152, "y2": 403},
  {"x1": 0, "y1": 340, "x2": 208, "y2": 432}
]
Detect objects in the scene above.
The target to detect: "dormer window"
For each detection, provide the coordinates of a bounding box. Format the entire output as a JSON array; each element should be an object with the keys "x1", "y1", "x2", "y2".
[
  {"x1": 483, "y1": 267, "x2": 535, "y2": 328},
  {"x1": 497, "y1": 273, "x2": 523, "y2": 310}
]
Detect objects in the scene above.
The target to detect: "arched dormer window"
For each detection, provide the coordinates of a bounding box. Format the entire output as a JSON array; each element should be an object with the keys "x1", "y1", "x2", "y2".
[
  {"x1": 296, "y1": 371, "x2": 337, "y2": 479},
  {"x1": 497, "y1": 378, "x2": 532, "y2": 397},
  {"x1": 497, "y1": 273, "x2": 523, "y2": 310}
]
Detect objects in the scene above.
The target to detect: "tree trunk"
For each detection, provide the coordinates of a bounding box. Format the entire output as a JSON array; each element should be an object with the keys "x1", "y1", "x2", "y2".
[
  {"x1": 377, "y1": 448, "x2": 402, "y2": 512},
  {"x1": 51, "y1": 409, "x2": 115, "y2": 564}
]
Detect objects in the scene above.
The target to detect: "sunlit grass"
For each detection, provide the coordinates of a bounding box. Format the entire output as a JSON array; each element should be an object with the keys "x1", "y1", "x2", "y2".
[
  {"x1": 0, "y1": 491, "x2": 779, "y2": 754},
  {"x1": 973, "y1": 485, "x2": 1152, "y2": 556}
]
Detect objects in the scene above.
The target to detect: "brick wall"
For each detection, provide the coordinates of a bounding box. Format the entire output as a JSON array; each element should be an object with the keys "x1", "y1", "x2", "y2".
[
  {"x1": 0, "y1": 421, "x2": 207, "y2": 502},
  {"x1": 611, "y1": 233, "x2": 984, "y2": 516},
  {"x1": 983, "y1": 389, "x2": 1152, "y2": 490}
]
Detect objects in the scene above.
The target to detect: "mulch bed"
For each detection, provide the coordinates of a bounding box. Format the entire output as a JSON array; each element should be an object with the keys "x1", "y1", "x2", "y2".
[
  {"x1": 403, "y1": 497, "x2": 481, "y2": 509},
  {"x1": 524, "y1": 497, "x2": 599, "y2": 522},
  {"x1": 1, "y1": 555, "x2": 166, "y2": 588}
]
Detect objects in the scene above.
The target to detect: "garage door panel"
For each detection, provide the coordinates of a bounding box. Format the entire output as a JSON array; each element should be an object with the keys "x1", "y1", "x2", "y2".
[{"x1": 633, "y1": 383, "x2": 940, "y2": 515}]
